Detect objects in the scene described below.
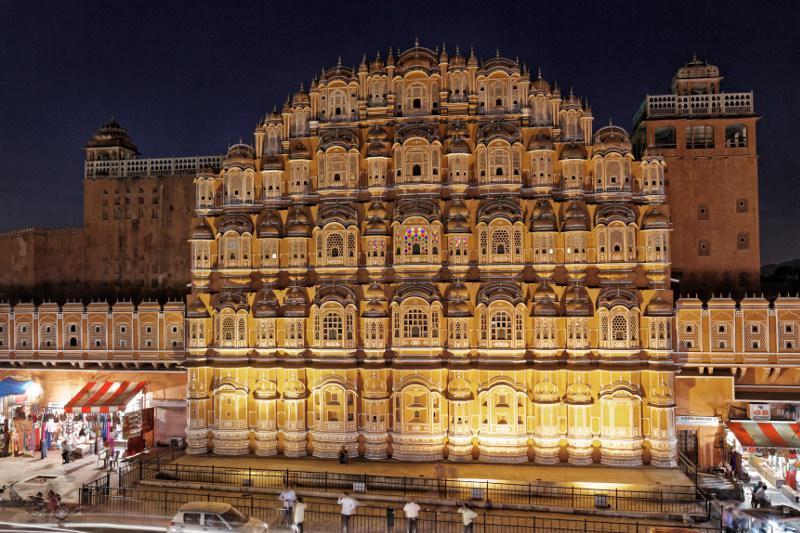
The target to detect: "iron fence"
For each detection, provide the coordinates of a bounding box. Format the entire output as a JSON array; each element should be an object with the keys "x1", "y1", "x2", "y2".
[
  {"x1": 105, "y1": 454, "x2": 709, "y2": 518},
  {"x1": 80, "y1": 485, "x2": 721, "y2": 533}
]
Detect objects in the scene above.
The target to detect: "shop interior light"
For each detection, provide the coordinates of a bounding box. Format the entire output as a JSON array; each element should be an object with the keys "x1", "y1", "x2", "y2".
[{"x1": 25, "y1": 382, "x2": 43, "y2": 399}]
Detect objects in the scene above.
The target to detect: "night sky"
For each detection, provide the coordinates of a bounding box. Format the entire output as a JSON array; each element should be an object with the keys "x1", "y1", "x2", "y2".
[{"x1": 1, "y1": 1, "x2": 798, "y2": 265}]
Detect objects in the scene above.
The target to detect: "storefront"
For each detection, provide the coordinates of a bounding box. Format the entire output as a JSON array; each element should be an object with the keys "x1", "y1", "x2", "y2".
[
  {"x1": 0, "y1": 377, "x2": 45, "y2": 457},
  {"x1": 64, "y1": 381, "x2": 150, "y2": 457},
  {"x1": 725, "y1": 403, "x2": 800, "y2": 490}
]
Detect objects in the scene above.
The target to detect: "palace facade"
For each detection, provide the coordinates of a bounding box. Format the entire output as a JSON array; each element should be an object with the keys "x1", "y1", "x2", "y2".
[{"x1": 184, "y1": 44, "x2": 678, "y2": 466}]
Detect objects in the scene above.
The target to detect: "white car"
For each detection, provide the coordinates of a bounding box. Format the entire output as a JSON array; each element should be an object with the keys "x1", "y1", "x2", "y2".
[{"x1": 167, "y1": 502, "x2": 268, "y2": 532}]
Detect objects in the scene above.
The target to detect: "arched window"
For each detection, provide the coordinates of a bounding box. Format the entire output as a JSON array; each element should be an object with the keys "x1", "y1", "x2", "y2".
[
  {"x1": 612, "y1": 315, "x2": 627, "y2": 342},
  {"x1": 491, "y1": 311, "x2": 512, "y2": 341},
  {"x1": 323, "y1": 313, "x2": 343, "y2": 341},
  {"x1": 221, "y1": 315, "x2": 235, "y2": 347},
  {"x1": 326, "y1": 233, "x2": 344, "y2": 258},
  {"x1": 403, "y1": 309, "x2": 428, "y2": 339}
]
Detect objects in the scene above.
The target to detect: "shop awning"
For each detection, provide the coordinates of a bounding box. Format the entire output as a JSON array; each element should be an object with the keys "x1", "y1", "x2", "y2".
[
  {"x1": 727, "y1": 420, "x2": 800, "y2": 448},
  {"x1": 0, "y1": 378, "x2": 32, "y2": 397},
  {"x1": 65, "y1": 381, "x2": 146, "y2": 413}
]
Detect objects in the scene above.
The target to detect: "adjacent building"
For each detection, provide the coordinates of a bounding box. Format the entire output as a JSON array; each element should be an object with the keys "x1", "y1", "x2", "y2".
[{"x1": 632, "y1": 56, "x2": 760, "y2": 293}]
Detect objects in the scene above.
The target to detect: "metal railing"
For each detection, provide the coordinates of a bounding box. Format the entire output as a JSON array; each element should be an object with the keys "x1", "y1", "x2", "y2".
[
  {"x1": 84, "y1": 155, "x2": 222, "y2": 179},
  {"x1": 109, "y1": 454, "x2": 710, "y2": 518},
  {"x1": 79, "y1": 485, "x2": 721, "y2": 532}
]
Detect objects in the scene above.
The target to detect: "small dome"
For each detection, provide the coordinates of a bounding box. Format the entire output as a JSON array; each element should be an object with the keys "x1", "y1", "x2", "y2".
[
  {"x1": 257, "y1": 210, "x2": 283, "y2": 238},
  {"x1": 285, "y1": 204, "x2": 312, "y2": 237},
  {"x1": 531, "y1": 75, "x2": 551, "y2": 93},
  {"x1": 187, "y1": 297, "x2": 210, "y2": 318},
  {"x1": 292, "y1": 86, "x2": 310, "y2": 106},
  {"x1": 593, "y1": 124, "x2": 632, "y2": 153},
  {"x1": 283, "y1": 285, "x2": 307, "y2": 316},
  {"x1": 364, "y1": 201, "x2": 389, "y2": 236},
  {"x1": 560, "y1": 142, "x2": 587, "y2": 160},
  {"x1": 366, "y1": 141, "x2": 390, "y2": 158},
  {"x1": 563, "y1": 285, "x2": 593, "y2": 316},
  {"x1": 530, "y1": 200, "x2": 557, "y2": 232},
  {"x1": 531, "y1": 283, "x2": 558, "y2": 316},
  {"x1": 261, "y1": 153, "x2": 284, "y2": 171},
  {"x1": 253, "y1": 286, "x2": 279, "y2": 318},
  {"x1": 641, "y1": 208, "x2": 670, "y2": 230},
  {"x1": 225, "y1": 143, "x2": 255, "y2": 160},
  {"x1": 645, "y1": 293, "x2": 672, "y2": 316},
  {"x1": 562, "y1": 201, "x2": 591, "y2": 232},
  {"x1": 445, "y1": 135, "x2": 470, "y2": 155},
  {"x1": 289, "y1": 141, "x2": 311, "y2": 160},
  {"x1": 446, "y1": 197, "x2": 471, "y2": 233},
  {"x1": 527, "y1": 132, "x2": 554, "y2": 151},
  {"x1": 191, "y1": 218, "x2": 214, "y2": 240}
]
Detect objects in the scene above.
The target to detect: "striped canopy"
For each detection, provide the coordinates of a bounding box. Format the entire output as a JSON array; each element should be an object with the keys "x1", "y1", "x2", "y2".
[
  {"x1": 727, "y1": 420, "x2": 800, "y2": 449},
  {"x1": 64, "y1": 381, "x2": 146, "y2": 413}
]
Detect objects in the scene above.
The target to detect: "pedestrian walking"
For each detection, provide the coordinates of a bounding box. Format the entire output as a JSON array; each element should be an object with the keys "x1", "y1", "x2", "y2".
[
  {"x1": 293, "y1": 496, "x2": 306, "y2": 533},
  {"x1": 338, "y1": 492, "x2": 360, "y2": 533},
  {"x1": 403, "y1": 500, "x2": 421, "y2": 533},
  {"x1": 279, "y1": 485, "x2": 297, "y2": 526},
  {"x1": 457, "y1": 503, "x2": 478, "y2": 533}
]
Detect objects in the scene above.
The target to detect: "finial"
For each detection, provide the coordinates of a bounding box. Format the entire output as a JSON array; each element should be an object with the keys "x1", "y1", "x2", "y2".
[
  {"x1": 515, "y1": 55, "x2": 519, "y2": 65},
  {"x1": 537, "y1": 65, "x2": 542, "y2": 79},
  {"x1": 336, "y1": 56, "x2": 342, "y2": 69},
  {"x1": 496, "y1": 48, "x2": 500, "y2": 58},
  {"x1": 299, "y1": 81, "x2": 304, "y2": 91},
  {"x1": 569, "y1": 85, "x2": 574, "y2": 97},
  {"x1": 455, "y1": 45, "x2": 460, "y2": 55},
  {"x1": 608, "y1": 117, "x2": 613, "y2": 127},
  {"x1": 361, "y1": 53, "x2": 367, "y2": 65},
  {"x1": 414, "y1": 36, "x2": 420, "y2": 47},
  {"x1": 692, "y1": 50, "x2": 698, "y2": 62},
  {"x1": 442, "y1": 42, "x2": 447, "y2": 53},
  {"x1": 375, "y1": 49, "x2": 381, "y2": 61}
]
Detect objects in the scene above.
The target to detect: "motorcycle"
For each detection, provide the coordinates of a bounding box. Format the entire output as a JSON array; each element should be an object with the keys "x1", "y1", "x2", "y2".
[{"x1": 25, "y1": 492, "x2": 70, "y2": 520}]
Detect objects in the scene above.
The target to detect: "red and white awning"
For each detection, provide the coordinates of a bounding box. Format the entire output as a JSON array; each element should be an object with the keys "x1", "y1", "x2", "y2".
[
  {"x1": 727, "y1": 420, "x2": 800, "y2": 448},
  {"x1": 64, "y1": 381, "x2": 146, "y2": 413}
]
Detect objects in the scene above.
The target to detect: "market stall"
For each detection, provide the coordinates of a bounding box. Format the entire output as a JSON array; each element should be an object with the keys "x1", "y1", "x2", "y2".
[{"x1": 64, "y1": 381, "x2": 148, "y2": 457}]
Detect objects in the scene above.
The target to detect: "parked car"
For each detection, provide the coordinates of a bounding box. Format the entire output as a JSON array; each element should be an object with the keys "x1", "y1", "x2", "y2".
[{"x1": 167, "y1": 502, "x2": 268, "y2": 532}]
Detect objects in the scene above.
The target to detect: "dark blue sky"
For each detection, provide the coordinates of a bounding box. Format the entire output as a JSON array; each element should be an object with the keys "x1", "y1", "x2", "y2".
[{"x1": 0, "y1": 1, "x2": 797, "y2": 265}]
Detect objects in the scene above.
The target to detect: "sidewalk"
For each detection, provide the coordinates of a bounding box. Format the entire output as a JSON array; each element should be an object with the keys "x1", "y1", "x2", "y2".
[
  {"x1": 173, "y1": 454, "x2": 693, "y2": 489},
  {"x1": 0, "y1": 451, "x2": 112, "y2": 503}
]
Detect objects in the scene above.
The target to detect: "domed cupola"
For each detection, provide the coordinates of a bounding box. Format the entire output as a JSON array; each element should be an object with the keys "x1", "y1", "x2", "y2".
[
  {"x1": 529, "y1": 200, "x2": 557, "y2": 232},
  {"x1": 191, "y1": 218, "x2": 214, "y2": 240},
  {"x1": 252, "y1": 285, "x2": 279, "y2": 318},
  {"x1": 291, "y1": 84, "x2": 310, "y2": 106},
  {"x1": 282, "y1": 283, "x2": 308, "y2": 317},
  {"x1": 85, "y1": 119, "x2": 140, "y2": 155},
  {"x1": 364, "y1": 201, "x2": 390, "y2": 236},
  {"x1": 641, "y1": 207, "x2": 670, "y2": 230},
  {"x1": 446, "y1": 280, "x2": 471, "y2": 317},
  {"x1": 449, "y1": 45, "x2": 466, "y2": 68},
  {"x1": 288, "y1": 141, "x2": 311, "y2": 160},
  {"x1": 285, "y1": 204, "x2": 312, "y2": 238},
  {"x1": 223, "y1": 143, "x2": 256, "y2": 169},
  {"x1": 593, "y1": 124, "x2": 632, "y2": 154},
  {"x1": 363, "y1": 282, "x2": 388, "y2": 318},
  {"x1": 187, "y1": 297, "x2": 210, "y2": 318},
  {"x1": 531, "y1": 282, "x2": 559, "y2": 316},
  {"x1": 261, "y1": 153, "x2": 284, "y2": 171},
  {"x1": 561, "y1": 201, "x2": 591, "y2": 232},
  {"x1": 645, "y1": 293, "x2": 673, "y2": 317},
  {"x1": 563, "y1": 285, "x2": 593, "y2": 316},
  {"x1": 369, "y1": 51, "x2": 385, "y2": 73},
  {"x1": 559, "y1": 142, "x2": 587, "y2": 161},
  {"x1": 446, "y1": 197, "x2": 471, "y2": 233},
  {"x1": 265, "y1": 108, "x2": 282, "y2": 125},
  {"x1": 256, "y1": 209, "x2": 284, "y2": 238},
  {"x1": 527, "y1": 132, "x2": 554, "y2": 152},
  {"x1": 530, "y1": 70, "x2": 551, "y2": 94}
]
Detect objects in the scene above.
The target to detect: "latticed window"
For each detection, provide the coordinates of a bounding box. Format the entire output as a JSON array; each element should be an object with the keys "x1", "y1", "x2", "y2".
[
  {"x1": 323, "y1": 313, "x2": 343, "y2": 341},
  {"x1": 612, "y1": 314, "x2": 627, "y2": 343},
  {"x1": 489, "y1": 147, "x2": 510, "y2": 179},
  {"x1": 448, "y1": 236, "x2": 469, "y2": 264},
  {"x1": 326, "y1": 233, "x2": 344, "y2": 259},
  {"x1": 491, "y1": 229, "x2": 510, "y2": 257},
  {"x1": 745, "y1": 321, "x2": 766, "y2": 350},
  {"x1": 491, "y1": 311, "x2": 512, "y2": 341},
  {"x1": 326, "y1": 152, "x2": 347, "y2": 187},
  {"x1": 404, "y1": 148, "x2": 428, "y2": 181},
  {"x1": 221, "y1": 316, "x2": 235, "y2": 346},
  {"x1": 515, "y1": 313, "x2": 524, "y2": 341},
  {"x1": 403, "y1": 309, "x2": 428, "y2": 339},
  {"x1": 237, "y1": 317, "x2": 247, "y2": 345},
  {"x1": 479, "y1": 230, "x2": 488, "y2": 257},
  {"x1": 347, "y1": 232, "x2": 356, "y2": 258}
]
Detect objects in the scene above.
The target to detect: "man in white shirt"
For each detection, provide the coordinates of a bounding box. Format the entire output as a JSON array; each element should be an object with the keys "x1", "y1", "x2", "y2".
[
  {"x1": 279, "y1": 486, "x2": 297, "y2": 526},
  {"x1": 338, "y1": 492, "x2": 360, "y2": 533},
  {"x1": 403, "y1": 500, "x2": 421, "y2": 533},
  {"x1": 293, "y1": 496, "x2": 306, "y2": 533},
  {"x1": 457, "y1": 503, "x2": 478, "y2": 533}
]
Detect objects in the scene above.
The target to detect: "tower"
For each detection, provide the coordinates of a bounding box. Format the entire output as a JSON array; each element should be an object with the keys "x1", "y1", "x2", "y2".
[{"x1": 632, "y1": 57, "x2": 760, "y2": 294}]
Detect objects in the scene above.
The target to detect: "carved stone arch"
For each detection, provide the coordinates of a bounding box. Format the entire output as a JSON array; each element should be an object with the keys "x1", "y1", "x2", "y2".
[
  {"x1": 216, "y1": 213, "x2": 254, "y2": 235},
  {"x1": 393, "y1": 198, "x2": 441, "y2": 222},
  {"x1": 594, "y1": 203, "x2": 637, "y2": 226},
  {"x1": 477, "y1": 120, "x2": 521, "y2": 145},
  {"x1": 477, "y1": 281, "x2": 525, "y2": 306},
  {"x1": 393, "y1": 282, "x2": 441, "y2": 304},
  {"x1": 477, "y1": 197, "x2": 523, "y2": 224},
  {"x1": 318, "y1": 128, "x2": 359, "y2": 152},
  {"x1": 314, "y1": 284, "x2": 357, "y2": 307},
  {"x1": 597, "y1": 287, "x2": 640, "y2": 310}
]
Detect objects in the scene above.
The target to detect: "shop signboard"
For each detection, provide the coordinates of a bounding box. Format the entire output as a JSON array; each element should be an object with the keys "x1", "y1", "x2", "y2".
[
  {"x1": 123, "y1": 410, "x2": 143, "y2": 438},
  {"x1": 676, "y1": 416, "x2": 720, "y2": 427},
  {"x1": 749, "y1": 403, "x2": 771, "y2": 421}
]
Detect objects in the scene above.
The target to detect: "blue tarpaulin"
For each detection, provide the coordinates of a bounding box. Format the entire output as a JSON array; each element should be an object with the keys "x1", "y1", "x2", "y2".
[{"x1": 0, "y1": 378, "x2": 31, "y2": 397}]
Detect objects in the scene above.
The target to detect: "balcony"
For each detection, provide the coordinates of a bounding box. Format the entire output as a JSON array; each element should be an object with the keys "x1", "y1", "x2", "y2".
[
  {"x1": 85, "y1": 155, "x2": 222, "y2": 180},
  {"x1": 635, "y1": 92, "x2": 754, "y2": 121}
]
